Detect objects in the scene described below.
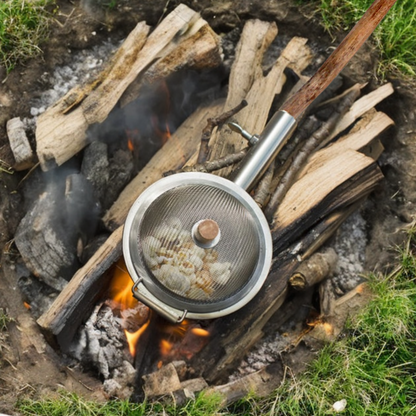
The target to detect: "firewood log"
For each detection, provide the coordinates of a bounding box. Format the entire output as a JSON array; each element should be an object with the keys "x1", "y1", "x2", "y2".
[
  {"x1": 35, "y1": 5, "x2": 221, "y2": 171},
  {"x1": 6, "y1": 117, "x2": 35, "y2": 170}
]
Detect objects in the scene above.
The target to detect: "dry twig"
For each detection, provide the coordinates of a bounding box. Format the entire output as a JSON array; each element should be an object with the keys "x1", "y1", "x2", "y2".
[
  {"x1": 197, "y1": 99, "x2": 248, "y2": 164},
  {"x1": 253, "y1": 163, "x2": 275, "y2": 208},
  {"x1": 166, "y1": 149, "x2": 247, "y2": 176}
]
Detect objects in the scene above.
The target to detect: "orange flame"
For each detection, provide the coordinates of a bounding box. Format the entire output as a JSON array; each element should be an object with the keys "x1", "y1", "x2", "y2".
[
  {"x1": 108, "y1": 260, "x2": 137, "y2": 310},
  {"x1": 323, "y1": 322, "x2": 334, "y2": 335},
  {"x1": 125, "y1": 129, "x2": 139, "y2": 152},
  {"x1": 160, "y1": 339, "x2": 173, "y2": 356},
  {"x1": 23, "y1": 302, "x2": 31, "y2": 310},
  {"x1": 191, "y1": 327, "x2": 210, "y2": 337},
  {"x1": 108, "y1": 259, "x2": 150, "y2": 357},
  {"x1": 125, "y1": 319, "x2": 150, "y2": 357},
  {"x1": 151, "y1": 115, "x2": 171, "y2": 145}
]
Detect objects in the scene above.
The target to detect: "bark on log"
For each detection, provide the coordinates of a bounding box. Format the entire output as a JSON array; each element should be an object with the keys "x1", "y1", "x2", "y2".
[
  {"x1": 289, "y1": 248, "x2": 338, "y2": 290},
  {"x1": 35, "y1": 5, "x2": 221, "y2": 171}
]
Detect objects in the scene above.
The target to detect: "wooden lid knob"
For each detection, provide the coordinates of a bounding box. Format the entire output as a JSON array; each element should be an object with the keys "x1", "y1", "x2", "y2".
[{"x1": 195, "y1": 219, "x2": 220, "y2": 244}]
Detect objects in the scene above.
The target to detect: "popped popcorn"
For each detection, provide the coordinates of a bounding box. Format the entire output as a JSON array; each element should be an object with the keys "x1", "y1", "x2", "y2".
[{"x1": 143, "y1": 218, "x2": 231, "y2": 300}]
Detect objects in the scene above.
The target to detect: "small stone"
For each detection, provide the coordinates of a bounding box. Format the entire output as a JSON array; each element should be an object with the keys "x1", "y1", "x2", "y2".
[{"x1": 332, "y1": 399, "x2": 347, "y2": 412}]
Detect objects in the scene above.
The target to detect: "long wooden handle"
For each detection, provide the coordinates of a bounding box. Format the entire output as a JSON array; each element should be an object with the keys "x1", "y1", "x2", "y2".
[{"x1": 281, "y1": 0, "x2": 397, "y2": 119}]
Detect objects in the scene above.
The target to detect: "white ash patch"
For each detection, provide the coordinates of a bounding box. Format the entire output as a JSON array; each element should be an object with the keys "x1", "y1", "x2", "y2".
[
  {"x1": 23, "y1": 39, "x2": 119, "y2": 131},
  {"x1": 229, "y1": 324, "x2": 298, "y2": 380},
  {"x1": 68, "y1": 300, "x2": 140, "y2": 397},
  {"x1": 332, "y1": 211, "x2": 367, "y2": 294}
]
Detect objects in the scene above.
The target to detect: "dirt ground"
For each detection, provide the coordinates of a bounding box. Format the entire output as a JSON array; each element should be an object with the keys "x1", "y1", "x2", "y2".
[{"x1": 1, "y1": 0, "x2": 416, "y2": 413}]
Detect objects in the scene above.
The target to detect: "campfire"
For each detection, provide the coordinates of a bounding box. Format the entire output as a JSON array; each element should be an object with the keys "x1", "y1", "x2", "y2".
[{"x1": 2, "y1": 1, "x2": 399, "y2": 405}]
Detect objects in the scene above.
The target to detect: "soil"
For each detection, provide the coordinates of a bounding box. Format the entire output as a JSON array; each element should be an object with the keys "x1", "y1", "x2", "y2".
[{"x1": 1, "y1": 0, "x2": 416, "y2": 413}]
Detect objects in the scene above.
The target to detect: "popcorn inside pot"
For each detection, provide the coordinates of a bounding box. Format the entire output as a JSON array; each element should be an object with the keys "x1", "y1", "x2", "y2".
[{"x1": 142, "y1": 218, "x2": 231, "y2": 300}]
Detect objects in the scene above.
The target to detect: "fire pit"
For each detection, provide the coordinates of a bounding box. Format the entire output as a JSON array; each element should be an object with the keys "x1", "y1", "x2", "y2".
[{"x1": 1, "y1": 0, "x2": 415, "y2": 409}]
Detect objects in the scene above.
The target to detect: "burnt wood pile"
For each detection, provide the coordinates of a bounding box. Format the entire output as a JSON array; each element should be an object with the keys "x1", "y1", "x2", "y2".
[{"x1": 4, "y1": 3, "x2": 395, "y2": 404}]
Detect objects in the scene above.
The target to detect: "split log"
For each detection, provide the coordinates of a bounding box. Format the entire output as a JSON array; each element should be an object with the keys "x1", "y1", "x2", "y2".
[
  {"x1": 6, "y1": 117, "x2": 35, "y2": 170},
  {"x1": 320, "y1": 82, "x2": 394, "y2": 148},
  {"x1": 36, "y1": 226, "x2": 123, "y2": 349},
  {"x1": 271, "y1": 150, "x2": 383, "y2": 249},
  {"x1": 217, "y1": 19, "x2": 278, "y2": 110},
  {"x1": 264, "y1": 86, "x2": 361, "y2": 221},
  {"x1": 299, "y1": 108, "x2": 393, "y2": 178},
  {"x1": 206, "y1": 362, "x2": 284, "y2": 406},
  {"x1": 35, "y1": 5, "x2": 221, "y2": 171},
  {"x1": 119, "y1": 24, "x2": 223, "y2": 109}
]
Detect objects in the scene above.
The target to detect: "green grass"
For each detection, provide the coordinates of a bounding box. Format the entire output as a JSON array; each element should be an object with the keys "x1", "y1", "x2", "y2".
[
  {"x1": 0, "y1": 0, "x2": 53, "y2": 74},
  {"x1": 302, "y1": 0, "x2": 416, "y2": 76},
  {"x1": 0, "y1": 308, "x2": 13, "y2": 355},
  {"x1": 0, "y1": 308, "x2": 12, "y2": 331},
  {"x1": 17, "y1": 391, "x2": 225, "y2": 416}
]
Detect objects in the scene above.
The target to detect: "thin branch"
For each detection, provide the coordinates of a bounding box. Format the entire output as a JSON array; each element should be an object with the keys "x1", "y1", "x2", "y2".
[
  {"x1": 165, "y1": 149, "x2": 247, "y2": 176},
  {"x1": 253, "y1": 163, "x2": 274, "y2": 208},
  {"x1": 197, "y1": 100, "x2": 248, "y2": 164}
]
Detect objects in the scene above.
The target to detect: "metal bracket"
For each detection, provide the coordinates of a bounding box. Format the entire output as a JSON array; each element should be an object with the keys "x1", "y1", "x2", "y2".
[
  {"x1": 131, "y1": 278, "x2": 188, "y2": 323},
  {"x1": 228, "y1": 122, "x2": 259, "y2": 146}
]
